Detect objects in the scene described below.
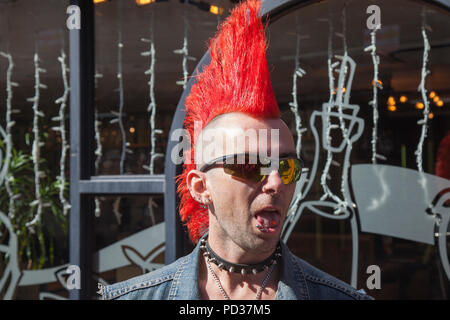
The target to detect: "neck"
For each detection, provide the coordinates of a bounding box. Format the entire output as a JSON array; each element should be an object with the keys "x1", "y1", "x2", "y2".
[
  {"x1": 198, "y1": 230, "x2": 281, "y2": 299},
  {"x1": 200, "y1": 233, "x2": 281, "y2": 274},
  {"x1": 206, "y1": 229, "x2": 279, "y2": 265},
  {"x1": 198, "y1": 248, "x2": 280, "y2": 300}
]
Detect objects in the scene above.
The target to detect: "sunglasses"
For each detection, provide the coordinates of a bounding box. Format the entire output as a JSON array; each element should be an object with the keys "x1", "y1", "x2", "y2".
[{"x1": 199, "y1": 153, "x2": 303, "y2": 184}]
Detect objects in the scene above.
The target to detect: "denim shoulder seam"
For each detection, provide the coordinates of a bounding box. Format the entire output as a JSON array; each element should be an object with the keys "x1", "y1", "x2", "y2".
[
  {"x1": 168, "y1": 255, "x2": 188, "y2": 300},
  {"x1": 100, "y1": 274, "x2": 174, "y2": 300},
  {"x1": 289, "y1": 253, "x2": 311, "y2": 299},
  {"x1": 303, "y1": 274, "x2": 367, "y2": 300}
]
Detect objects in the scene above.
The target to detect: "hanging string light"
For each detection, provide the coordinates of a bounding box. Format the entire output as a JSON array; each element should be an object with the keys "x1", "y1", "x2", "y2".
[
  {"x1": 26, "y1": 43, "x2": 50, "y2": 231},
  {"x1": 364, "y1": 23, "x2": 384, "y2": 164},
  {"x1": 94, "y1": 43, "x2": 104, "y2": 217},
  {"x1": 288, "y1": 12, "x2": 307, "y2": 159},
  {"x1": 110, "y1": 0, "x2": 131, "y2": 224},
  {"x1": 0, "y1": 51, "x2": 20, "y2": 219},
  {"x1": 141, "y1": 11, "x2": 163, "y2": 175},
  {"x1": 415, "y1": 10, "x2": 431, "y2": 173},
  {"x1": 94, "y1": 68, "x2": 104, "y2": 217},
  {"x1": 318, "y1": 7, "x2": 338, "y2": 205},
  {"x1": 285, "y1": 13, "x2": 309, "y2": 221},
  {"x1": 174, "y1": 0, "x2": 196, "y2": 89},
  {"x1": 94, "y1": 109, "x2": 103, "y2": 217},
  {"x1": 335, "y1": 2, "x2": 350, "y2": 145},
  {"x1": 94, "y1": 70, "x2": 103, "y2": 89},
  {"x1": 141, "y1": 9, "x2": 163, "y2": 223},
  {"x1": 116, "y1": 6, "x2": 128, "y2": 175},
  {"x1": 414, "y1": 10, "x2": 434, "y2": 217},
  {"x1": 52, "y1": 49, "x2": 71, "y2": 217}
]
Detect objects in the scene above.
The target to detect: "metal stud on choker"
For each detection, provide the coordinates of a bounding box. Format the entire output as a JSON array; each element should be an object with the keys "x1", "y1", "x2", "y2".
[{"x1": 199, "y1": 236, "x2": 282, "y2": 274}]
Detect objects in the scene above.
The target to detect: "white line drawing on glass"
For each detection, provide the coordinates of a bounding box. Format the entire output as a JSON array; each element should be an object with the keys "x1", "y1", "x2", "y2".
[
  {"x1": 121, "y1": 243, "x2": 165, "y2": 274},
  {"x1": 283, "y1": 4, "x2": 449, "y2": 290},
  {"x1": 1, "y1": 112, "x2": 164, "y2": 298},
  {"x1": 283, "y1": 54, "x2": 364, "y2": 288},
  {"x1": 352, "y1": 165, "x2": 450, "y2": 281},
  {"x1": 0, "y1": 217, "x2": 165, "y2": 299},
  {"x1": 0, "y1": 210, "x2": 22, "y2": 300},
  {"x1": 0, "y1": 122, "x2": 21, "y2": 299}
]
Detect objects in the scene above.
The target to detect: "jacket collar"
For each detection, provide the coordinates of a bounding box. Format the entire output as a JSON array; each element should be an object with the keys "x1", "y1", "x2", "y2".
[
  {"x1": 276, "y1": 241, "x2": 310, "y2": 299},
  {"x1": 169, "y1": 235, "x2": 310, "y2": 300}
]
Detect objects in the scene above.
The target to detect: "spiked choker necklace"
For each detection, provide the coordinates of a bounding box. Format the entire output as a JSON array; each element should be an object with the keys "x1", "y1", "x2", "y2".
[{"x1": 199, "y1": 237, "x2": 282, "y2": 274}]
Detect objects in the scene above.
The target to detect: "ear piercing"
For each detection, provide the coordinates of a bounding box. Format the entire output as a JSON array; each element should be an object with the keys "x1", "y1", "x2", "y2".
[{"x1": 200, "y1": 198, "x2": 211, "y2": 209}]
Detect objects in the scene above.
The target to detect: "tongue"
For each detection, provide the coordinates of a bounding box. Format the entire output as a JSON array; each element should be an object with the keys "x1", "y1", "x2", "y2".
[{"x1": 255, "y1": 211, "x2": 280, "y2": 228}]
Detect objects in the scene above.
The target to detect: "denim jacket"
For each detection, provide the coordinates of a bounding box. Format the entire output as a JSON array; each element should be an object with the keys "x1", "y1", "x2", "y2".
[{"x1": 99, "y1": 238, "x2": 373, "y2": 300}]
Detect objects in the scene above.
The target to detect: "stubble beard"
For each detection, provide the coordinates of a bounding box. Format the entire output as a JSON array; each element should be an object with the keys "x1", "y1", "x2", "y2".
[{"x1": 213, "y1": 209, "x2": 280, "y2": 258}]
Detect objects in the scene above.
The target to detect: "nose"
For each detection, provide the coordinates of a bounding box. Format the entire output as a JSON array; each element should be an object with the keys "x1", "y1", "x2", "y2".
[{"x1": 261, "y1": 169, "x2": 283, "y2": 195}]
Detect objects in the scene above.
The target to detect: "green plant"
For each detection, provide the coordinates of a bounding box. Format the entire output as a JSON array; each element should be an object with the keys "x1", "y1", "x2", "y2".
[{"x1": 0, "y1": 138, "x2": 68, "y2": 270}]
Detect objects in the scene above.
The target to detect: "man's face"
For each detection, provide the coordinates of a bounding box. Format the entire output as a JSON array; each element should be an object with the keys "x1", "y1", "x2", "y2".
[{"x1": 196, "y1": 113, "x2": 297, "y2": 254}]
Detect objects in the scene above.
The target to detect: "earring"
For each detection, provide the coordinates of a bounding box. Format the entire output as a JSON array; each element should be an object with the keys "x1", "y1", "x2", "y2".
[{"x1": 200, "y1": 198, "x2": 211, "y2": 209}]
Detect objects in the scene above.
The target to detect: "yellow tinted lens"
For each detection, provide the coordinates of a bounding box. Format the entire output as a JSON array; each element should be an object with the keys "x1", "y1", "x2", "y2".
[{"x1": 280, "y1": 159, "x2": 300, "y2": 184}]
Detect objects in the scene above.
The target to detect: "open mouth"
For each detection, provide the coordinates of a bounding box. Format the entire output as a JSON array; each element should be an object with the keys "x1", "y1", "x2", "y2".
[{"x1": 254, "y1": 207, "x2": 281, "y2": 233}]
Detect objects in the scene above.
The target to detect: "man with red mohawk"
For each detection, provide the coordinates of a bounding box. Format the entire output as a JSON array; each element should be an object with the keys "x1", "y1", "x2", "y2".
[{"x1": 100, "y1": 0, "x2": 372, "y2": 300}]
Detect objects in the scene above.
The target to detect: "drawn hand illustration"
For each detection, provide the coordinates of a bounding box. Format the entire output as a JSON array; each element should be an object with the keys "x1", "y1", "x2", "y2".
[{"x1": 283, "y1": 55, "x2": 363, "y2": 288}]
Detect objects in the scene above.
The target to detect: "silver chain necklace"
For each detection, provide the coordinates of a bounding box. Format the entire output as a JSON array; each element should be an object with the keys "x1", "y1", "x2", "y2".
[{"x1": 206, "y1": 258, "x2": 276, "y2": 300}]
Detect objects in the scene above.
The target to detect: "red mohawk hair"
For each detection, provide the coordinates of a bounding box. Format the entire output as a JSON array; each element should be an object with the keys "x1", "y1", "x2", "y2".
[{"x1": 176, "y1": 0, "x2": 280, "y2": 243}]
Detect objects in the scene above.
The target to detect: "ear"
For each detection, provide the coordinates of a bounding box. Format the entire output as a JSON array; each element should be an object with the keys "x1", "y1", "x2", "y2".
[{"x1": 186, "y1": 169, "x2": 211, "y2": 204}]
